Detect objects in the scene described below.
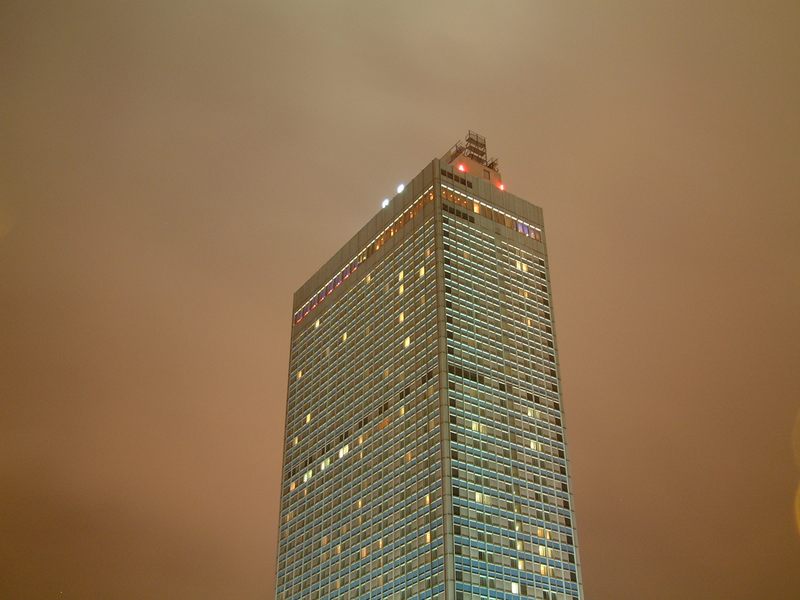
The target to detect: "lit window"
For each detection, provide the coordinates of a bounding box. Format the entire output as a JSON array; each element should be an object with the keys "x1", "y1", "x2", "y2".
[
  {"x1": 475, "y1": 492, "x2": 483, "y2": 503},
  {"x1": 419, "y1": 265, "x2": 425, "y2": 277},
  {"x1": 399, "y1": 284, "x2": 404, "y2": 294},
  {"x1": 398, "y1": 270, "x2": 404, "y2": 281},
  {"x1": 292, "y1": 436, "x2": 298, "y2": 446},
  {"x1": 403, "y1": 336, "x2": 410, "y2": 348},
  {"x1": 303, "y1": 469, "x2": 313, "y2": 482},
  {"x1": 296, "y1": 370, "x2": 302, "y2": 380},
  {"x1": 366, "y1": 273, "x2": 371, "y2": 283},
  {"x1": 425, "y1": 531, "x2": 431, "y2": 543},
  {"x1": 338, "y1": 444, "x2": 349, "y2": 458},
  {"x1": 399, "y1": 311, "x2": 404, "y2": 323},
  {"x1": 314, "y1": 319, "x2": 320, "y2": 329},
  {"x1": 517, "y1": 559, "x2": 525, "y2": 570},
  {"x1": 511, "y1": 582, "x2": 519, "y2": 594},
  {"x1": 342, "y1": 332, "x2": 347, "y2": 341},
  {"x1": 305, "y1": 413, "x2": 311, "y2": 424}
]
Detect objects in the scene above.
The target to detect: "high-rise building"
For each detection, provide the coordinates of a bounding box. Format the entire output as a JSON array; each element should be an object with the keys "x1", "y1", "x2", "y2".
[{"x1": 276, "y1": 133, "x2": 583, "y2": 600}]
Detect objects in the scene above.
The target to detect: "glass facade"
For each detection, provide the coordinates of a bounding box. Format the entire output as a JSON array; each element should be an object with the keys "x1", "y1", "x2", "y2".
[{"x1": 277, "y1": 159, "x2": 583, "y2": 600}]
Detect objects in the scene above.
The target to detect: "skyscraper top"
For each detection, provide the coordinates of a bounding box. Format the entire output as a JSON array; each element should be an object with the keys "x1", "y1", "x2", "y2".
[{"x1": 278, "y1": 141, "x2": 583, "y2": 599}]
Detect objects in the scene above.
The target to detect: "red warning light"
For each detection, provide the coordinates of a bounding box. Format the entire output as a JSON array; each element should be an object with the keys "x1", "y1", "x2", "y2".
[
  {"x1": 457, "y1": 164, "x2": 466, "y2": 172},
  {"x1": 498, "y1": 183, "x2": 505, "y2": 191}
]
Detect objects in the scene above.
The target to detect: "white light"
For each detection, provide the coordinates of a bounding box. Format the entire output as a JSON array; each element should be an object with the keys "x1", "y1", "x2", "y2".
[
  {"x1": 396, "y1": 183, "x2": 404, "y2": 194},
  {"x1": 381, "y1": 198, "x2": 390, "y2": 208}
]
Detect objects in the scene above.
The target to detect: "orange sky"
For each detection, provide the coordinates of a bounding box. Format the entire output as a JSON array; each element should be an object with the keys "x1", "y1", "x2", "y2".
[{"x1": 2, "y1": 1, "x2": 799, "y2": 598}]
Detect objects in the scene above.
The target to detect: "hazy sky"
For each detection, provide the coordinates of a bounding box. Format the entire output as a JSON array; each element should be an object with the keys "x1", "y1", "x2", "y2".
[{"x1": 2, "y1": 1, "x2": 799, "y2": 598}]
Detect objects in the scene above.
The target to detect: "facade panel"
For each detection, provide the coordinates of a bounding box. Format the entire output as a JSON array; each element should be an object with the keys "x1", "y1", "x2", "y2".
[{"x1": 439, "y1": 180, "x2": 582, "y2": 600}]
